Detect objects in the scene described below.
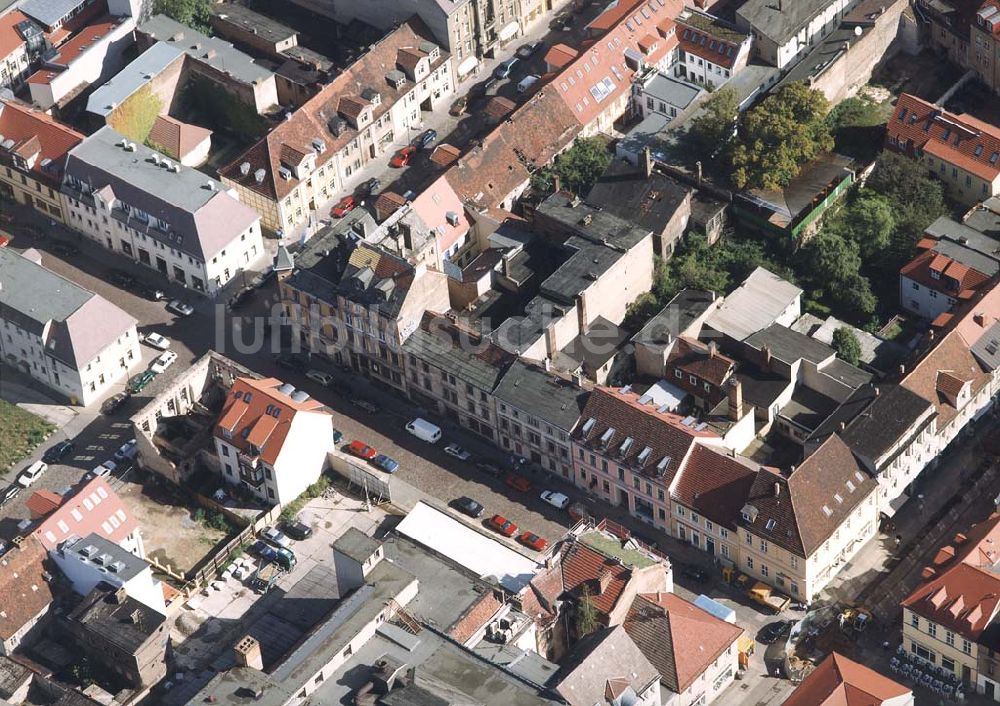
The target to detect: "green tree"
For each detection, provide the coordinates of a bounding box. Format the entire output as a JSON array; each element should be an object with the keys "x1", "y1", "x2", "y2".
[
  {"x1": 687, "y1": 87, "x2": 739, "y2": 160},
  {"x1": 577, "y1": 585, "x2": 600, "y2": 637},
  {"x1": 866, "y1": 152, "x2": 949, "y2": 263},
  {"x1": 154, "y1": 0, "x2": 212, "y2": 33},
  {"x1": 803, "y1": 230, "x2": 861, "y2": 285},
  {"x1": 825, "y1": 95, "x2": 886, "y2": 161},
  {"x1": 834, "y1": 273, "x2": 877, "y2": 316},
  {"x1": 108, "y1": 85, "x2": 163, "y2": 146},
  {"x1": 531, "y1": 137, "x2": 612, "y2": 196},
  {"x1": 831, "y1": 192, "x2": 896, "y2": 259},
  {"x1": 832, "y1": 326, "x2": 862, "y2": 366},
  {"x1": 730, "y1": 83, "x2": 834, "y2": 190},
  {"x1": 623, "y1": 291, "x2": 659, "y2": 331}
]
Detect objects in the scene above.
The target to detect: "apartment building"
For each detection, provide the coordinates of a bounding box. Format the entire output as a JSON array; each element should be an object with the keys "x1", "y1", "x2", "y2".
[
  {"x1": 886, "y1": 93, "x2": 1000, "y2": 205},
  {"x1": 214, "y1": 377, "x2": 334, "y2": 505},
  {"x1": 32, "y1": 476, "x2": 143, "y2": 558},
  {"x1": 918, "y1": 0, "x2": 1000, "y2": 97},
  {"x1": 493, "y1": 360, "x2": 590, "y2": 479},
  {"x1": 901, "y1": 512, "x2": 1000, "y2": 698},
  {"x1": 0, "y1": 537, "x2": 54, "y2": 656},
  {"x1": 62, "y1": 126, "x2": 266, "y2": 295},
  {"x1": 285, "y1": 0, "x2": 531, "y2": 76},
  {"x1": 0, "y1": 98, "x2": 83, "y2": 224},
  {"x1": 402, "y1": 313, "x2": 514, "y2": 442},
  {"x1": 554, "y1": 626, "x2": 661, "y2": 706},
  {"x1": 737, "y1": 435, "x2": 879, "y2": 602},
  {"x1": 570, "y1": 386, "x2": 726, "y2": 532},
  {"x1": 220, "y1": 19, "x2": 453, "y2": 235},
  {"x1": 784, "y1": 652, "x2": 913, "y2": 706},
  {"x1": 0, "y1": 248, "x2": 140, "y2": 407},
  {"x1": 674, "y1": 9, "x2": 751, "y2": 88},
  {"x1": 279, "y1": 216, "x2": 450, "y2": 392},
  {"x1": 0, "y1": 11, "x2": 41, "y2": 91},
  {"x1": 735, "y1": 0, "x2": 857, "y2": 68}
]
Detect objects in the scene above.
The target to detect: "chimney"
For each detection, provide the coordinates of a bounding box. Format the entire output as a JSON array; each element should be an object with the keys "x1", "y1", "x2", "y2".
[
  {"x1": 975, "y1": 312, "x2": 986, "y2": 327},
  {"x1": 708, "y1": 341, "x2": 718, "y2": 359},
  {"x1": 642, "y1": 146, "x2": 653, "y2": 179},
  {"x1": 553, "y1": 174, "x2": 562, "y2": 193},
  {"x1": 114, "y1": 586, "x2": 129, "y2": 604},
  {"x1": 544, "y1": 358, "x2": 552, "y2": 371},
  {"x1": 727, "y1": 378, "x2": 743, "y2": 422},
  {"x1": 762, "y1": 345, "x2": 772, "y2": 369},
  {"x1": 234, "y1": 636, "x2": 264, "y2": 671},
  {"x1": 597, "y1": 568, "x2": 614, "y2": 594},
  {"x1": 577, "y1": 293, "x2": 590, "y2": 335},
  {"x1": 545, "y1": 322, "x2": 558, "y2": 359}
]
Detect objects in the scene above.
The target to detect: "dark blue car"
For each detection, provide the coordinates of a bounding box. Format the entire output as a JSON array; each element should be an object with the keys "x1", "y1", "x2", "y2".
[{"x1": 373, "y1": 454, "x2": 400, "y2": 474}]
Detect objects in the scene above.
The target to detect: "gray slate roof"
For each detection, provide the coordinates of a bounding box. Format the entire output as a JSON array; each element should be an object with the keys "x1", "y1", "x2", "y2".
[
  {"x1": 586, "y1": 159, "x2": 691, "y2": 236},
  {"x1": 70, "y1": 583, "x2": 166, "y2": 653},
  {"x1": 64, "y1": 126, "x2": 259, "y2": 262},
  {"x1": 87, "y1": 43, "x2": 184, "y2": 118},
  {"x1": 0, "y1": 249, "x2": 135, "y2": 369},
  {"x1": 138, "y1": 14, "x2": 273, "y2": 85},
  {"x1": 926, "y1": 216, "x2": 1000, "y2": 255},
  {"x1": 737, "y1": 0, "x2": 840, "y2": 44},
  {"x1": 552, "y1": 625, "x2": 659, "y2": 706},
  {"x1": 642, "y1": 72, "x2": 703, "y2": 109},
  {"x1": 62, "y1": 533, "x2": 149, "y2": 583},
  {"x1": 402, "y1": 319, "x2": 515, "y2": 391},
  {"x1": 972, "y1": 320, "x2": 1000, "y2": 371},
  {"x1": 494, "y1": 360, "x2": 589, "y2": 431},
  {"x1": 633, "y1": 289, "x2": 716, "y2": 347},
  {"x1": 841, "y1": 385, "x2": 936, "y2": 464},
  {"x1": 211, "y1": 3, "x2": 297, "y2": 44},
  {"x1": 705, "y1": 266, "x2": 801, "y2": 341},
  {"x1": 332, "y1": 528, "x2": 380, "y2": 564},
  {"x1": 19, "y1": 0, "x2": 84, "y2": 27},
  {"x1": 746, "y1": 323, "x2": 835, "y2": 366}
]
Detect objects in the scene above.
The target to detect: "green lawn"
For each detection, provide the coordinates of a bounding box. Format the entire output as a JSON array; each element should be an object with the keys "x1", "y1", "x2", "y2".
[
  {"x1": 580, "y1": 530, "x2": 656, "y2": 569},
  {"x1": 0, "y1": 399, "x2": 54, "y2": 472}
]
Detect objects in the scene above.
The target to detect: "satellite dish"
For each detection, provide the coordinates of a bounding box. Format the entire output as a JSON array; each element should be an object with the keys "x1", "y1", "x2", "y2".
[{"x1": 854, "y1": 25, "x2": 863, "y2": 36}]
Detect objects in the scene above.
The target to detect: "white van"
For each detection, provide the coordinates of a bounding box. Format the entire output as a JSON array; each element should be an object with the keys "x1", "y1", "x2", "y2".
[
  {"x1": 406, "y1": 418, "x2": 442, "y2": 443},
  {"x1": 17, "y1": 460, "x2": 47, "y2": 487},
  {"x1": 517, "y1": 74, "x2": 540, "y2": 94}
]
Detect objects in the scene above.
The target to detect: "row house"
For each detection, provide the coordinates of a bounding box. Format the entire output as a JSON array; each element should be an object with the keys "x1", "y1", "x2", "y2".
[
  {"x1": 673, "y1": 9, "x2": 751, "y2": 89},
  {"x1": 220, "y1": 19, "x2": 454, "y2": 236},
  {"x1": 279, "y1": 216, "x2": 450, "y2": 392},
  {"x1": 213, "y1": 376, "x2": 334, "y2": 504},
  {"x1": 493, "y1": 360, "x2": 591, "y2": 479},
  {"x1": 900, "y1": 231, "x2": 997, "y2": 321},
  {"x1": 62, "y1": 126, "x2": 266, "y2": 295},
  {"x1": 784, "y1": 652, "x2": 913, "y2": 705},
  {"x1": 0, "y1": 248, "x2": 140, "y2": 407},
  {"x1": 0, "y1": 97, "x2": 83, "y2": 224},
  {"x1": 401, "y1": 312, "x2": 515, "y2": 442},
  {"x1": 917, "y1": 0, "x2": 1000, "y2": 98},
  {"x1": 902, "y1": 512, "x2": 1000, "y2": 698},
  {"x1": 0, "y1": 537, "x2": 54, "y2": 656},
  {"x1": 737, "y1": 435, "x2": 880, "y2": 602},
  {"x1": 735, "y1": 0, "x2": 856, "y2": 69},
  {"x1": 0, "y1": 11, "x2": 40, "y2": 91},
  {"x1": 886, "y1": 93, "x2": 1000, "y2": 206}
]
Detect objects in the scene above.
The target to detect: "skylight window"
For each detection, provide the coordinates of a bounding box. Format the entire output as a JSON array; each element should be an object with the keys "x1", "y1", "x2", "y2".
[
  {"x1": 991, "y1": 151, "x2": 999, "y2": 164},
  {"x1": 976, "y1": 144, "x2": 985, "y2": 157},
  {"x1": 590, "y1": 76, "x2": 616, "y2": 103}
]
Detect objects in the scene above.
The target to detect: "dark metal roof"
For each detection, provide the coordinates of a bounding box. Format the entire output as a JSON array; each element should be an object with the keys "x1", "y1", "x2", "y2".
[
  {"x1": 586, "y1": 159, "x2": 691, "y2": 236},
  {"x1": 494, "y1": 359, "x2": 589, "y2": 431}
]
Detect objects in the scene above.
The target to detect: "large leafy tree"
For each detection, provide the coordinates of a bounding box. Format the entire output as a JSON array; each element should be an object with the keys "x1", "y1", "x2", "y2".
[
  {"x1": 828, "y1": 192, "x2": 896, "y2": 260},
  {"x1": 730, "y1": 83, "x2": 834, "y2": 190},
  {"x1": 154, "y1": 0, "x2": 212, "y2": 33},
  {"x1": 832, "y1": 326, "x2": 862, "y2": 366},
  {"x1": 531, "y1": 137, "x2": 612, "y2": 196},
  {"x1": 866, "y1": 152, "x2": 949, "y2": 262},
  {"x1": 687, "y1": 87, "x2": 739, "y2": 160}
]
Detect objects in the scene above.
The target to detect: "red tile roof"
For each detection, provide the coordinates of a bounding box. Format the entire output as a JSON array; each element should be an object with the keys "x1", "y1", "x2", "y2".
[
  {"x1": 903, "y1": 562, "x2": 1000, "y2": 640},
  {"x1": 215, "y1": 377, "x2": 328, "y2": 466},
  {"x1": 575, "y1": 387, "x2": 719, "y2": 486},
  {"x1": 26, "y1": 489, "x2": 63, "y2": 518},
  {"x1": 0, "y1": 537, "x2": 53, "y2": 642},
  {"x1": 147, "y1": 114, "x2": 211, "y2": 162},
  {"x1": 740, "y1": 435, "x2": 878, "y2": 557},
  {"x1": 0, "y1": 11, "x2": 29, "y2": 60},
  {"x1": 221, "y1": 19, "x2": 447, "y2": 201},
  {"x1": 625, "y1": 592, "x2": 744, "y2": 693},
  {"x1": 671, "y1": 445, "x2": 758, "y2": 529},
  {"x1": 544, "y1": 43, "x2": 578, "y2": 70},
  {"x1": 587, "y1": 0, "x2": 650, "y2": 32},
  {"x1": 675, "y1": 11, "x2": 746, "y2": 70},
  {"x1": 559, "y1": 540, "x2": 632, "y2": 618},
  {"x1": 900, "y1": 248, "x2": 989, "y2": 301},
  {"x1": 46, "y1": 17, "x2": 121, "y2": 67},
  {"x1": 0, "y1": 98, "x2": 84, "y2": 186},
  {"x1": 667, "y1": 337, "x2": 734, "y2": 398},
  {"x1": 784, "y1": 652, "x2": 911, "y2": 706},
  {"x1": 32, "y1": 477, "x2": 137, "y2": 551},
  {"x1": 887, "y1": 93, "x2": 1000, "y2": 182},
  {"x1": 448, "y1": 590, "x2": 503, "y2": 644}
]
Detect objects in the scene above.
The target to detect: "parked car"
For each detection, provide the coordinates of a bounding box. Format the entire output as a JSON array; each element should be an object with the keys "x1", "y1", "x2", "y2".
[
  {"x1": 390, "y1": 146, "x2": 416, "y2": 167},
  {"x1": 449, "y1": 96, "x2": 468, "y2": 116},
  {"x1": 166, "y1": 299, "x2": 194, "y2": 317},
  {"x1": 87, "y1": 460, "x2": 116, "y2": 479},
  {"x1": 51, "y1": 242, "x2": 80, "y2": 258},
  {"x1": 332, "y1": 428, "x2": 345, "y2": 446},
  {"x1": 0, "y1": 540, "x2": 9, "y2": 558},
  {"x1": 332, "y1": 195, "x2": 356, "y2": 217},
  {"x1": 275, "y1": 353, "x2": 307, "y2": 372},
  {"x1": 483, "y1": 77, "x2": 500, "y2": 96},
  {"x1": 250, "y1": 541, "x2": 296, "y2": 570},
  {"x1": 505, "y1": 473, "x2": 532, "y2": 493},
  {"x1": 142, "y1": 332, "x2": 170, "y2": 350},
  {"x1": 127, "y1": 370, "x2": 157, "y2": 394},
  {"x1": 100, "y1": 392, "x2": 130, "y2": 415},
  {"x1": 518, "y1": 531, "x2": 548, "y2": 552},
  {"x1": 406, "y1": 418, "x2": 442, "y2": 443},
  {"x1": 113, "y1": 439, "x2": 138, "y2": 462},
  {"x1": 150, "y1": 350, "x2": 178, "y2": 374},
  {"x1": 487, "y1": 514, "x2": 518, "y2": 537},
  {"x1": 516, "y1": 74, "x2": 540, "y2": 94},
  {"x1": 758, "y1": 620, "x2": 792, "y2": 645},
  {"x1": 415, "y1": 129, "x2": 437, "y2": 149},
  {"x1": 305, "y1": 369, "x2": 335, "y2": 387},
  {"x1": 453, "y1": 496, "x2": 484, "y2": 518},
  {"x1": 358, "y1": 177, "x2": 380, "y2": 195},
  {"x1": 227, "y1": 287, "x2": 254, "y2": 310},
  {"x1": 17, "y1": 461, "x2": 47, "y2": 487},
  {"x1": 354, "y1": 399, "x2": 380, "y2": 414},
  {"x1": 493, "y1": 57, "x2": 519, "y2": 79},
  {"x1": 283, "y1": 521, "x2": 313, "y2": 541},
  {"x1": 348, "y1": 440, "x2": 378, "y2": 460},
  {"x1": 443, "y1": 443, "x2": 471, "y2": 461},
  {"x1": 676, "y1": 562, "x2": 709, "y2": 583},
  {"x1": 140, "y1": 283, "x2": 165, "y2": 301},
  {"x1": 540, "y1": 490, "x2": 570, "y2": 509},
  {"x1": 107, "y1": 269, "x2": 136, "y2": 290},
  {"x1": 262, "y1": 526, "x2": 291, "y2": 548},
  {"x1": 475, "y1": 462, "x2": 502, "y2": 477},
  {"x1": 372, "y1": 454, "x2": 400, "y2": 474},
  {"x1": 550, "y1": 12, "x2": 573, "y2": 30},
  {"x1": 1, "y1": 485, "x2": 20, "y2": 506},
  {"x1": 43, "y1": 440, "x2": 75, "y2": 463},
  {"x1": 516, "y1": 40, "x2": 545, "y2": 58}
]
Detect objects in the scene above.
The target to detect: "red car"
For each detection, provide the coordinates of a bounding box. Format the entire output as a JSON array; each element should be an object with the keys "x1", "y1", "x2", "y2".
[
  {"x1": 390, "y1": 146, "x2": 416, "y2": 168},
  {"x1": 519, "y1": 531, "x2": 548, "y2": 551},
  {"x1": 331, "y1": 195, "x2": 355, "y2": 218},
  {"x1": 488, "y1": 514, "x2": 518, "y2": 537},
  {"x1": 505, "y1": 473, "x2": 532, "y2": 493},
  {"x1": 347, "y1": 440, "x2": 377, "y2": 460}
]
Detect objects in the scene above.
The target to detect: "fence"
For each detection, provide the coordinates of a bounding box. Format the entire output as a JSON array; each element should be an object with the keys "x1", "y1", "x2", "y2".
[{"x1": 185, "y1": 523, "x2": 255, "y2": 586}]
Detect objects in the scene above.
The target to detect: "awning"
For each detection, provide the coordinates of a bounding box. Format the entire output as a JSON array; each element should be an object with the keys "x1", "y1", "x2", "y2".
[
  {"x1": 457, "y1": 55, "x2": 480, "y2": 76},
  {"x1": 498, "y1": 21, "x2": 519, "y2": 42}
]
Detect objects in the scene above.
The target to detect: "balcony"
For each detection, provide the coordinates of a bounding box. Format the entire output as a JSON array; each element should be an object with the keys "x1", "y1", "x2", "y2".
[{"x1": 238, "y1": 450, "x2": 259, "y2": 468}]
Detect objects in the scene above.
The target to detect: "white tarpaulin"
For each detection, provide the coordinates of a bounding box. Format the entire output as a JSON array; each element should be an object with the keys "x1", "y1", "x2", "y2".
[
  {"x1": 457, "y1": 55, "x2": 480, "y2": 76},
  {"x1": 498, "y1": 22, "x2": 519, "y2": 42},
  {"x1": 396, "y1": 501, "x2": 538, "y2": 591}
]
